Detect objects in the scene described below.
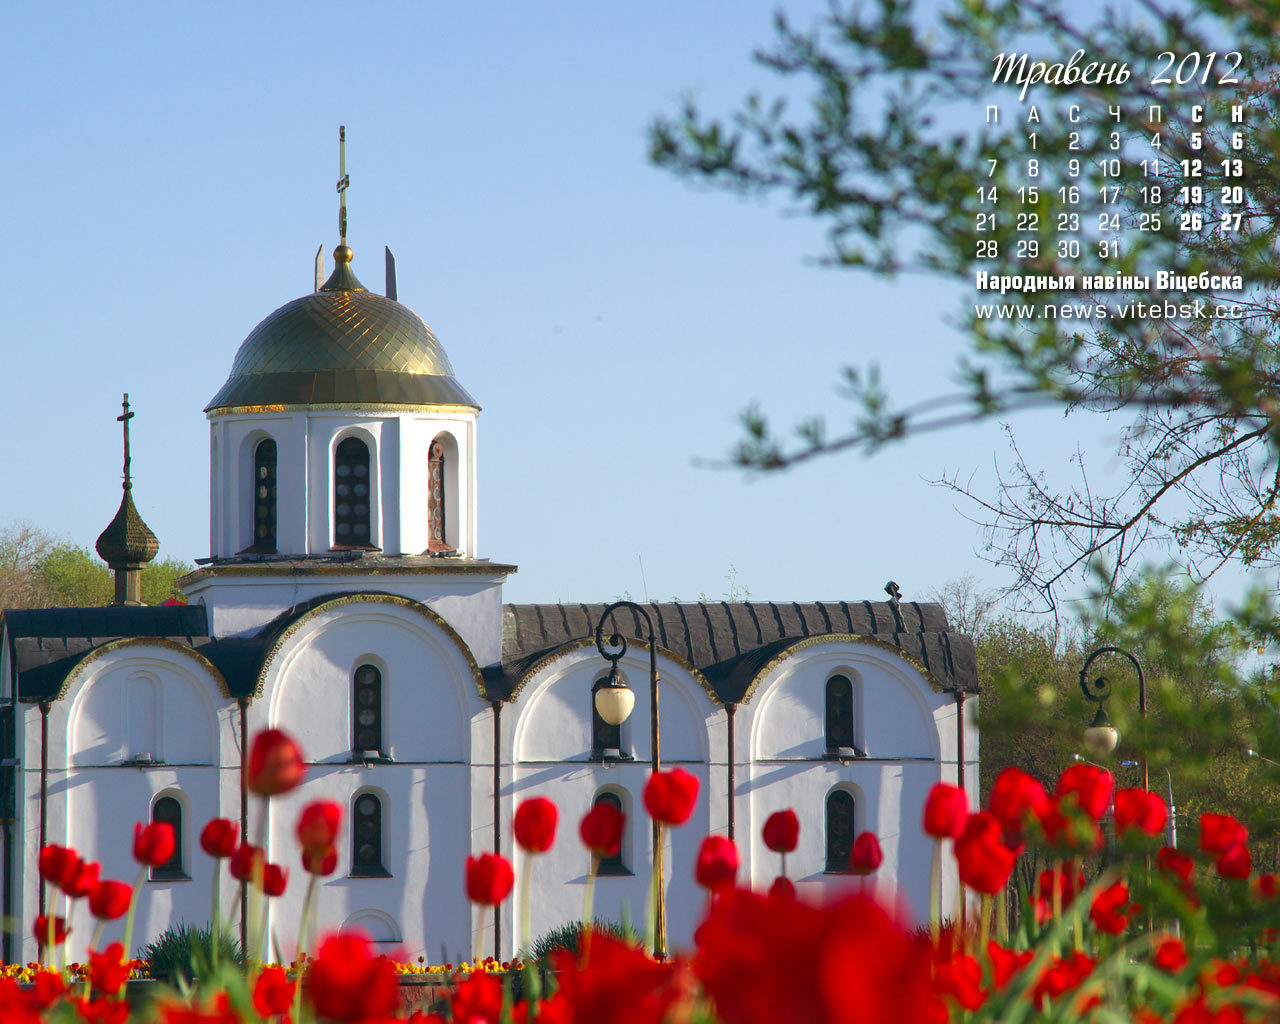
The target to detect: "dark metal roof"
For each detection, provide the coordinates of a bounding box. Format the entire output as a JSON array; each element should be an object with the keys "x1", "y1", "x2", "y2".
[
  {"x1": 2, "y1": 605, "x2": 207, "y2": 639},
  {"x1": 491, "y1": 601, "x2": 978, "y2": 701}
]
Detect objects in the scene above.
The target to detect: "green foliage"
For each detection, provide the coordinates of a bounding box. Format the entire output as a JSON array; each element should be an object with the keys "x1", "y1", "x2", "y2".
[
  {"x1": 140, "y1": 923, "x2": 244, "y2": 983},
  {"x1": 651, "y1": 0, "x2": 1280, "y2": 608},
  {"x1": 0, "y1": 521, "x2": 191, "y2": 608},
  {"x1": 526, "y1": 919, "x2": 633, "y2": 963}
]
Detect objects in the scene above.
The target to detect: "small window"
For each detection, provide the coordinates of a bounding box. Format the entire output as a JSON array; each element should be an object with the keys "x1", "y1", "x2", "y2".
[
  {"x1": 593, "y1": 791, "x2": 630, "y2": 876},
  {"x1": 590, "y1": 678, "x2": 630, "y2": 760},
  {"x1": 334, "y1": 437, "x2": 372, "y2": 547},
  {"x1": 352, "y1": 664, "x2": 383, "y2": 756},
  {"x1": 252, "y1": 439, "x2": 277, "y2": 551},
  {"x1": 426, "y1": 439, "x2": 454, "y2": 553},
  {"x1": 825, "y1": 674, "x2": 862, "y2": 755},
  {"x1": 351, "y1": 791, "x2": 388, "y2": 877},
  {"x1": 151, "y1": 796, "x2": 187, "y2": 880},
  {"x1": 825, "y1": 789, "x2": 856, "y2": 873}
]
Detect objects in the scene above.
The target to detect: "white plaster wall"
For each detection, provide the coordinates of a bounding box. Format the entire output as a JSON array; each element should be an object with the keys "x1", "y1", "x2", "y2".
[
  {"x1": 255, "y1": 601, "x2": 481, "y2": 765},
  {"x1": 208, "y1": 408, "x2": 478, "y2": 561},
  {"x1": 182, "y1": 576, "x2": 509, "y2": 667}
]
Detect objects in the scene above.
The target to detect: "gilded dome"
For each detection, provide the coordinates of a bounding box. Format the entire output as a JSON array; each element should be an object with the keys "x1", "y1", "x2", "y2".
[{"x1": 206, "y1": 248, "x2": 477, "y2": 413}]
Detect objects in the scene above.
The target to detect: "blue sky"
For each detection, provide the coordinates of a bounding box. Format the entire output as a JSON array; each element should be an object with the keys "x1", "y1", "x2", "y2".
[{"x1": 4, "y1": 2, "x2": 1230, "y2": 614}]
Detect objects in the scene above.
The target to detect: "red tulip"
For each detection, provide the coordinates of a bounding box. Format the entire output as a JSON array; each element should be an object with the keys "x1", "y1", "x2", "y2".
[
  {"x1": 307, "y1": 932, "x2": 400, "y2": 1021},
  {"x1": 988, "y1": 768, "x2": 1048, "y2": 832},
  {"x1": 849, "y1": 831, "x2": 883, "y2": 875},
  {"x1": 33, "y1": 915, "x2": 70, "y2": 947},
  {"x1": 762, "y1": 810, "x2": 799, "y2": 854},
  {"x1": 934, "y1": 952, "x2": 986, "y2": 1011},
  {"x1": 466, "y1": 852, "x2": 514, "y2": 905},
  {"x1": 695, "y1": 835, "x2": 740, "y2": 891},
  {"x1": 263, "y1": 863, "x2": 289, "y2": 896},
  {"x1": 1113, "y1": 788, "x2": 1167, "y2": 838},
  {"x1": 1200, "y1": 812, "x2": 1248, "y2": 855},
  {"x1": 65, "y1": 860, "x2": 101, "y2": 899},
  {"x1": 1217, "y1": 843, "x2": 1251, "y2": 880},
  {"x1": 768, "y1": 875, "x2": 796, "y2": 901},
  {"x1": 579, "y1": 802, "x2": 625, "y2": 857},
  {"x1": 1055, "y1": 764, "x2": 1113, "y2": 820},
  {"x1": 1037, "y1": 796, "x2": 1103, "y2": 853},
  {"x1": 200, "y1": 818, "x2": 239, "y2": 858},
  {"x1": 1089, "y1": 880, "x2": 1133, "y2": 934},
  {"x1": 1037, "y1": 866, "x2": 1085, "y2": 907},
  {"x1": 133, "y1": 822, "x2": 176, "y2": 867},
  {"x1": 252, "y1": 965, "x2": 296, "y2": 1017},
  {"x1": 88, "y1": 943, "x2": 129, "y2": 996},
  {"x1": 1156, "y1": 845, "x2": 1195, "y2": 883},
  {"x1": 296, "y1": 800, "x2": 343, "y2": 856},
  {"x1": 922, "y1": 783, "x2": 969, "y2": 840},
  {"x1": 87, "y1": 880, "x2": 132, "y2": 920},
  {"x1": 38, "y1": 845, "x2": 82, "y2": 892},
  {"x1": 513, "y1": 797, "x2": 559, "y2": 853},
  {"x1": 643, "y1": 768, "x2": 699, "y2": 826},
  {"x1": 303, "y1": 846, "x2": 339, "y2": 876},
  {"x1": 229, "y1": 842, "x2": 266, "y2": 883},
  {"x1": 1258, "y1": 873, "x2": 1279, "y2": 900},
  {"x1": 955, "y1": 818, "x2": 1016, "y2": 895},
  {"x1": 246, "y1": 728, "x2": 306, "y2": 797}
]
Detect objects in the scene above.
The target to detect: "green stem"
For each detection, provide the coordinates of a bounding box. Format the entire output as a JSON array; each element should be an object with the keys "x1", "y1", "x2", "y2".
[
  {"x1": 83, "y1": 921, "x2": 105, "y2": 999},
  {"x1": 520, "y1": 854, "x2": 534, "y2": 956},
  {"x1": 929, "y1": 839, "x2": 941, "y2": 945},
  {"x1": 248, "y1": 802, "x2": 268, "y2": 965},
  {"x1": 780, "y1": 851, "x2": 787, "y2": 880},
  {"x1": 1051, "y1": 859, "x2": 1063, "y2": 926},
  {"x1": 979, "y1": 894, "x2": 992, "y2": 954},
  {"x1": 211, "y1": 867, "x2": 221, "y2": 971},
  {"x1": 293, "y1": 872, "x2": 318, "y2": 1024},
  {"x1": 45, "y1": 910, "x2": 55, "y2": 968},
  {"x1": 582, "y1": 853, "x2": 599, "y2": 965},
  {"x1": 121, "y1": 863, "x2": 148, "y2": 984}
]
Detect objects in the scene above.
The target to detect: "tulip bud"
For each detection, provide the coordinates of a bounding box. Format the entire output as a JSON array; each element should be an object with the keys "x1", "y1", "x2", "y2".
[
  {"x1": 695, "y1": 835, "x2": 739, "y2": 892},
  {"x1": 643, "y1": 768, "x2": 699, "y2": 826},
  {"x1": 849, "y1": 831, "x2": 883, "y2": 876},
  {"x1": 465, "y1": 852, "x2": 514, "y2": 905},
  {"x1": 513, "y1": 797, "x2": 558, "y2": 853},
  {"x1": 88, "y1": 880, "x2": 133, "y2": 920},
  {"x1": 200, "y1": 818, "x2": 239, "y2": 859},
  {"x1": 247, "y1": 729, "x2": 306, "y2": 797},
  {"x1": 133, "y1": 822, "x2": 176, "y2": 868},
  {"x1": 762, "y1": 810, "x2": 799, "y2": 854}
]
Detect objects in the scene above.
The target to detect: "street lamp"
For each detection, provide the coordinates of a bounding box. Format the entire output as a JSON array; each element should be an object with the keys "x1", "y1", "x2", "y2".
[
  {"x1": 593, "y1": 600, "x2": 666, "y2": 959},
  {"x1": 1078, "y1": 646, "x2": 1148, "y2": 791}
]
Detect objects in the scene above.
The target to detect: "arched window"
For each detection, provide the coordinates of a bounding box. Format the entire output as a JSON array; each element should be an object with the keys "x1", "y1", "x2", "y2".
[
  {"x1": 352, "y1": 664, "x2": 383, "y2": 756},
  {"x1": 825, "y1": 789, "x2": 856, "y2": 873},
  {"x1": 252, "y1": 439, "x2": 277, "y2": 551},
  {"x1": 825, "y1": 674, "x2": 861, "y2": 756},
  {"x1": 427, "y1": 439, "x2": 452, "y2": 553},
  {"x1": 593, "y1": 791, "x2": 629, "y2": 876},
  {"x1": 351, "y1": 791, "x2": 388, "y2": 876},
  {"x1": 151, "y1": 795, "x2": 186, "y2": 880},
  {"x1": 334, "y1": 437, "x2": 372, "y2": 547},
  {"x1": 590, "y1": 678, "x2": 630, "y2": 760}
]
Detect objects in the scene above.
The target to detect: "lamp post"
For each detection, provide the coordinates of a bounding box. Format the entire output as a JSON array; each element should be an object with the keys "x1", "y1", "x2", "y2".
[
  {"x1": 1078, "y1": 646, "x2": 1148, "y2": 792},
  {"x1": 592, "y1": 600, "x2": 665, "y2": 959}
]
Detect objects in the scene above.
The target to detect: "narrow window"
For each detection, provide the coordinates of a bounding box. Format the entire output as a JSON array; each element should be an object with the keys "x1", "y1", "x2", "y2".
[
  {"x1": 352, "y1": 664, "x2": 383, "y2": 756},
  {"x1": 825, "y1": 674, "x2": 858, "y2": 754},
  {"x1": 825, "y1": 790, "x2": 856, "y2": 873},
  {"x1": 427, "y1": 439, "x2": 452, "y2": 553},
  {"x1": 352, "y1": 792, "x2": 388, "y2": 876},
  {"x1": 253, "y1": 439, "x2": 277, "y2": 551},
  {"x1": 591, "y1": 678, "x2": 626, "y2": 760},
  {"x1": 593, "y1": 791, "x2": 629, "y2": 875},
  {"x1": 151, "y1": 795, "x2": 186, "y2": 880},
  {"x1": 334, "y1": 437, "x2": 372, "y2": 547}
]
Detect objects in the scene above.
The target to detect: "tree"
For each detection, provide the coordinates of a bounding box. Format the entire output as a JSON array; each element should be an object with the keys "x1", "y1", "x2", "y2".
[
  {"x1": 650, "y1": 0, "x2": 1280, "y2": 611},
  {"x1": 0, "y1": 522, "x2": 192, "y2": 608}
]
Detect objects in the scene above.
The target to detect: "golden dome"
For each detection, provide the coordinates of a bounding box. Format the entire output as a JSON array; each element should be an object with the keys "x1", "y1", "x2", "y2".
[{"x1": 206, "y1": 248, "x2": 477, "y2": 413}]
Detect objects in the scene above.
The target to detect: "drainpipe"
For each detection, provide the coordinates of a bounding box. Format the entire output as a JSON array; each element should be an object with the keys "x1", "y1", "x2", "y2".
[
  {"x1": 725, "y1": 705, "x2": 737, "y2": 842},
  {"x1": 238, "y1": 697, "x2": 249, "y2": 953},
  {"x1": 491, "y1": 700, "x2": 502, "y2": 961},
  {"x1": 38, "y1": 703, "x2": 49, "y2": 923},
  {"x1": 954, "y1": 692, "x2": 966, "y2": 791},
  {"x1": 1, "y1": 698, "x2": 17, "y2": 966}
]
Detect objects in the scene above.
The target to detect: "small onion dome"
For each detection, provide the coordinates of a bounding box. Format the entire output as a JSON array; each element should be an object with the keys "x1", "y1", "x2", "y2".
[
  {"x1": 95, "y1": 489, "x2": 159, "y2": 570},
  {"x1": 206, "y1": 245, "x2": 478, "y2": 413}
]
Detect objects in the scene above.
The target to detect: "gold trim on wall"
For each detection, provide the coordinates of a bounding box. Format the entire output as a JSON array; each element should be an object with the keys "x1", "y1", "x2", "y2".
[
  {"x1": 738, "y1": 633, "x2": 946, "y2": 705},
  {"x1": 54, "y1": 637, "x2": 233, "y2": 702},
  {"x1": 507, "y1": 636, "x2": 721, "y2": 706}
]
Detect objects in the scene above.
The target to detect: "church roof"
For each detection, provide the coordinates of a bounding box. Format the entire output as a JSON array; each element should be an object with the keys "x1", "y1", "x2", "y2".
[
  {"x1": 206, "y1": 246, "x2": 477, "y2": 413},
  {"x1": 3, "y1": 597, "x2": 977, "y2": 704},
  {"x1": 489, "y1": 601, "x2": 978, "y2": 701}
]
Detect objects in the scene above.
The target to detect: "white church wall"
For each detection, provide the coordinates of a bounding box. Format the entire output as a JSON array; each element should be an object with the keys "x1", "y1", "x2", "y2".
[
  {"x1": 738, "y1": 641, "x2": 971, "y2": 926},
  {"x1": 183, "y1": 576, "x2": 509, "y2": 667},
  {"x1": 209, "y1": 412, "x2": 307, "y2": 558},
  {"x1": 400, "y1": 413, "x2": 477, "y2": 557}
]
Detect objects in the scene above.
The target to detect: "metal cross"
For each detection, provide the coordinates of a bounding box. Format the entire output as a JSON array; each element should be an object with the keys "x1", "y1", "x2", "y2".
[
  {"x1": 337, "y1": 125, "x2": 349, "y2": 245},
  {"x1": 117, "y1": 393, "x2": 134, "y2": 491}
]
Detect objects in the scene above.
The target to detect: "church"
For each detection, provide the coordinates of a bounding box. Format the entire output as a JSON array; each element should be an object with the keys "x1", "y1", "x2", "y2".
[{"x1": 0, "y1": 153, "x2": 978, "y2": 966}]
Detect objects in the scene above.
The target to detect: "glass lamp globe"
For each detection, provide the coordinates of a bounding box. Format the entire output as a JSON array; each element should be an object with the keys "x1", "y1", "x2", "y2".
[
  {"x1": 1082, "y1": 705, "x2": 1120, "y2": 756},
  {"x1": 594, "y1": 670, "x2": 635, "y2": 726}
]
